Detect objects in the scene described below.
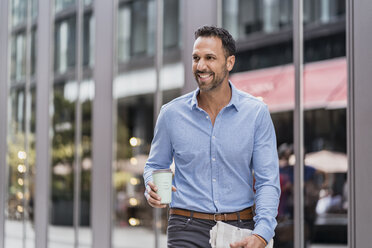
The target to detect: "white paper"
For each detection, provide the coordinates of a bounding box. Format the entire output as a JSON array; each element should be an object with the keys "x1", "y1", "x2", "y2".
[{"x1": 209, "y1": 221, "x2": 273, "y2": 248}]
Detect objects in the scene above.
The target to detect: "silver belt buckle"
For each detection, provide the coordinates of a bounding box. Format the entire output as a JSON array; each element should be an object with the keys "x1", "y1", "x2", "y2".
[{"x1": 213, "y1": 213, "x2": 218, "y2": 222}]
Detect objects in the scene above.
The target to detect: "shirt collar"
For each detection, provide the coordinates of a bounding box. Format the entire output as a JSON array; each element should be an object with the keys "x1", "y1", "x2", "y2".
[{"x1": 190, "y1": 81, "x2": 240, "y2": 112}]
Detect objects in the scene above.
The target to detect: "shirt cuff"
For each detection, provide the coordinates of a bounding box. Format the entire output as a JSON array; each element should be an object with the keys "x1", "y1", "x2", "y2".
[
  {"x1": 251, "y1": 224, "x2": 273, "y2": 245},
  {"x1": 253, "y1": 234, "x2": 267, "y2": 246}
]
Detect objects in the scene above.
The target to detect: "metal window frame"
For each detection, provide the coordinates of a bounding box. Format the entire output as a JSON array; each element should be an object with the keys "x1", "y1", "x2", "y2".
[
  {"x1": 35, "y1": 0, "x2": 54, "y2": 247},
  {"x1": 153, "y1": 1, "x2": 164, "y2": 247},
  {"x1": 73, "y1": 0, "x2": 84, "y2": 247},
  {"x1": 293, "y1": 0, "x2": 305, "y2": 248},
  {"x1": 0, "y1": 1, "x2": 10, "y2": 248},
  {"x1": 346, "y1": 1, "x2": 355, "y2": 247},
  {"x1": 92, "y1": 0, "x2": 116, "y2": 247},
  {"x1": 347, "y1": 0, "x2": 372, "y2": 247}
]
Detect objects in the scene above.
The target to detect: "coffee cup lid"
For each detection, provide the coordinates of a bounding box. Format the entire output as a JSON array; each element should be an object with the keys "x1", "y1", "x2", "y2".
[{"x1": 152, "y1": 169, "x2": 172, "y2": 174}]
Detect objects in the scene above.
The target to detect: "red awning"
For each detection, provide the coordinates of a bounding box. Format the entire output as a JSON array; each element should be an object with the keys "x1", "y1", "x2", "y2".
[{"x1": 230, "y1": 58, "x2": 347, "y2": 113}]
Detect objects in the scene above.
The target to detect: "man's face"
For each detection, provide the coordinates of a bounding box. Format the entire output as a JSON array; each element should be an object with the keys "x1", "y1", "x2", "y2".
[{"x1": 192, "y1": 36, "x2": 235, "y2": 92}]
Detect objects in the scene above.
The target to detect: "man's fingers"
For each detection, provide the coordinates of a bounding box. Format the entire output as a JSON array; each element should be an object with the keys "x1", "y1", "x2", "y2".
[
  {"x1": 172, "y1": 186, "x2": 177, "y2": 192},
  {"x1": 230, "y1": 240, "x2": 245, "y2": 248},
  {"x1": 148, "y1": 190, "x2": 161, "y2": 200},
  {"x1": 147, "y1": 197, "x2": 167, "y2": 208},
  {"x1": 147, "y1": 181, "x2": 158, "y2": 192},
  {"x1": 146, "y1": 181, "x2": 174, "y2": 208}
]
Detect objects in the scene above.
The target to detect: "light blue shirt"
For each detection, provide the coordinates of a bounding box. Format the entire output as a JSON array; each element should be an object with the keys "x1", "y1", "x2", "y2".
[{"x1": 144, "y1": 82, "x2": 280, "y2": 242}]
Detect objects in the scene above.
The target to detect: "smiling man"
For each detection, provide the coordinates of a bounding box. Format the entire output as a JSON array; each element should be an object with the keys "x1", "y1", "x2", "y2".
[{"x1": 144, "y1": 26, "x2": 280, "y2": 248}]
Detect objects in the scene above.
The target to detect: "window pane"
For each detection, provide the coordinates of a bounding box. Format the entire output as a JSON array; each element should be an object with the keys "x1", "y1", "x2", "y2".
[
  {"x1": 5, "y1": 88, "x2": 26, "y2": 248},
  {"x1": 223, "y1": 0, "x2": 293, "y2": 39},
  {"x1": 117, "y1": 0, "x2": 180, "y2": 65},
  {"x1": 303, "y1": 0, "x2": 347, "y2": 247},
  {"x1": 55, "y1": 0, "x2": 76, "y2": 13},
  {"x1": 223, "y1": 1, "x2": 295, "y2": 247},
  {"x1": 54, "y1": 17, "x2": 76, "y2": 74},
  {"x1": 50, "y1": 3, "x2": 94, "y2": 246},
  {"x1": 163, "y1": 0, "x2": 180, "y2": 49},
  {"x1": 10, "y1": 33, "x2": 27, "y2": 82},
  {"x1": 12, "y1": 0, "x2": 27, "y2": 27},
  {"x1": 49, "y1": 82, "x2": 76, "y2": 248},
  {"x1": 83, "y1": 14, "x2": 94, "y2": 68},
  {"x1": 113, "y1": 1, "x2": 181, "y2": 246}
]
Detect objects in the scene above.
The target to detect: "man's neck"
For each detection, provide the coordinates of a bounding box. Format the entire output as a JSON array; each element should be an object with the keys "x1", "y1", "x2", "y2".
[{"x1": 197, "y1": 80, "x2": 232, "y2": 120}]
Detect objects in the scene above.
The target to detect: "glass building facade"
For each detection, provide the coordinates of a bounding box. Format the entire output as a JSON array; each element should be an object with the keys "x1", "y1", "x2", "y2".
[{"x1": 1, "y1": 0, "x2": 372, "y2": 248}]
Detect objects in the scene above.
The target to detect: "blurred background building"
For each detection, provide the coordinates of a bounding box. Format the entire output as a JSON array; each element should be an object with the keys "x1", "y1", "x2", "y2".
[{"x1": 0, "y1": 0, "x2": 371, "y2": 248}]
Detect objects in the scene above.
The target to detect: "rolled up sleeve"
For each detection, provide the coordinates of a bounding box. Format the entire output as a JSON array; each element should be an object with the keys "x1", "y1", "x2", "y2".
[
  {"x1": 251, "y1": 105, "x2": 281, "y2": 243},
  {"x1": 143, "y1": 106, "x2": 174, "y2": 191}
]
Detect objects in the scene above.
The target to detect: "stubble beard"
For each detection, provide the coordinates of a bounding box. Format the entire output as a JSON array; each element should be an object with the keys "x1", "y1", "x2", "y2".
[{"x1": 194, "y1": 67, "x2": 229, "y2": 93}]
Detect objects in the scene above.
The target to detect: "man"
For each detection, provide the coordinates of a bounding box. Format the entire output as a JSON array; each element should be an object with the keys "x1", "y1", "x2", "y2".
[{"x1": 143, "y1": 26, "x2": 280, "y2": 248}]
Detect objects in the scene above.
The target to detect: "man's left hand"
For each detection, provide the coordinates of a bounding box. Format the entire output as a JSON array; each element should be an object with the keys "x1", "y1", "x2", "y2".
[{"x1": 230, "y1": 235, "x2": 266, "y2": 248}]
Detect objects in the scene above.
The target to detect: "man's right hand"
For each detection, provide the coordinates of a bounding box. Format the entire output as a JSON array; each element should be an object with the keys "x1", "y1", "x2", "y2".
[{"x1": 145, "y1": 181, "x2": 176, "y2": 208}]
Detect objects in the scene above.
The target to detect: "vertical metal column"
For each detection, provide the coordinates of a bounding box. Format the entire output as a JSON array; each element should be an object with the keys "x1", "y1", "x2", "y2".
[
  {"x1": 73, "y1": 0, "x2": 84, "y2": 247},
  {"x1": 347, "y1": 0, "x2": 372, "y2": 247},
  {"x1": 346, "y1": 0, "x2": 355, "y2": 247},
  {"x1": 293, "y1": 0, "x2": 304, "y2": 247},
  {"x1": 92, "y1": 0, "x2": 115, "y2": 246},
  {"x1": 217, "y1": 0, "x2": 223, "y2": 27},
  {"x1": 154, "y1": 0, "x2": 163, "y2": 247},
  {"x1": 181, "y1": 0, "x2": 217, "y2": 94},
  {"x1": 35, "y1": 0, "x2": 54, "y2": 247},
  {"x1": 0, "y1": 1, "x2": 10, "y2": 248}
]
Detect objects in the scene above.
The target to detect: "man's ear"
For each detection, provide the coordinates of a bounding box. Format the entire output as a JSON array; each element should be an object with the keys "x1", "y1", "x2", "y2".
[{"x1": 226, "y1": 55, "x2": 235, "y2": 71}]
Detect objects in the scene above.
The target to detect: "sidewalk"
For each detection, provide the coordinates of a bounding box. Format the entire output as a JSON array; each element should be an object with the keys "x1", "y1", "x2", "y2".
[{"x1": 4, "y1": 219, "x2": 346, "y2": 248}]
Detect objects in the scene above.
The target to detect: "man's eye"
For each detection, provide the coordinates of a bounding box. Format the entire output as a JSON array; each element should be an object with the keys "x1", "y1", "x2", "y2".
[{"x1": 193, "y1": 56, "x2": 199, "y2": 61}]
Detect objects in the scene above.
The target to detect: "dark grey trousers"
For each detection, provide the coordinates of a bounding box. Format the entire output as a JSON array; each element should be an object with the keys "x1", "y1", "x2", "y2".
[{"x1": 167, "y1": 214, "x2": 255, "y2": 248}]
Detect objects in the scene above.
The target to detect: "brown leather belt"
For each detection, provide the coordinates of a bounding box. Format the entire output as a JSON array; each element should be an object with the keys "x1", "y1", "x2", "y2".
[{"x1": 169, "y1": 207, "x2": 254, "y2": 221}]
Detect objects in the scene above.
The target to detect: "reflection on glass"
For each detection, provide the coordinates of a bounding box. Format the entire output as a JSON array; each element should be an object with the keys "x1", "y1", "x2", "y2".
[
  {"x1": 11, "y1": 0, "x2": 27, "y2": 27},
  {"x1": 304, "y1": 0, "x2": 345, "y2": 25},
  {"x1": 230, "y1": 65, "x2": 296, "y2": 247},
  {"x1": 117, "y1": 0, "x2": 180, "y2": 64},
  {"x1": 114, "y1": 1, "x2": 181, "y2": 243},
  {"x1": 55, "y1": 17, "x2": 76, "y2": 74},
  {"x1": 49, "y1": 82, "x2": 76, "y2": 247},
  {"x1": 6, "y1": 87, "x2": 36, "y2": 247},
  {"x1": 113, "y1": 93, "x2": 163, "y2": 247},
  {"x1": 83, "y1": 14, "x2": 94, "y2": 68},
  {"x1": 32, "y1": 0, "x2": 38, "y2": 20},
  {"x1": 303, "y1": 109, "x2": 347, "y2": 246},
  {"x1": 117, "y1": 0, "x2": 153, "y2": 62},
  {"x1": 50, "y1": 3, "x2": 94, "y2": 246},
  {"x1": 163, "y1": 0, "x2": 180, "y2": 49},
  {"x1": 11, "y1": 0, "x2": 38, "y2": 25},
  {"x1": 79, "y1": 80, "x2": 94, "y2": 247},
  {"x1": 222, "y1": 0, "x2": 287, "y2": 38},
  {"x1": 24, "y1": 87, "x2": 37, "y2": 248},
  {"x1": 10, "y1": 33, "x2": 26, "y2": 82},
  {"x1": 31, "y1": 30, "x2": 36, "y2": 76},
  {"x1": 223, "y1": 0, "x2": 345, "y2": 40},
  {"x1": 55, "y1": 0, "x2": 76, "y2": 13},
  {"x1": 303, "y1": 0, "x2": 347, "y2": 245}
]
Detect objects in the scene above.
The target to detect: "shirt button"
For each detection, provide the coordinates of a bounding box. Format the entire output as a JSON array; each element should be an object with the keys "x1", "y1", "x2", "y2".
[
  {"x1": 214, "y1": 200, "x2": 218, "y2": 204},
  {"x1": 212, "y1": 136, "x2": 216, "y2": 139},
  {"x1": 212, "y1": 178, "x2": 216, "y2": 182},
  {"x1": 206, "y1": 116, "x2": 209, "y2": 119},
  {"x1": 212, "y1": 158, "x2": 216, "y2": 161}
]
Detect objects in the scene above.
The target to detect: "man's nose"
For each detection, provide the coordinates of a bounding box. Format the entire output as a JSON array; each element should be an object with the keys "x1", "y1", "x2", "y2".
[{"x1": 196, "y1": 59, "x2": 207, "y2": 71}]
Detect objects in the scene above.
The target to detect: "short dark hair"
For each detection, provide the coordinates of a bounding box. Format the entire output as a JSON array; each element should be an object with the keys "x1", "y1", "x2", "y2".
[{"x1": 194, "y1": 26, "x2": 236, "y2": 57}]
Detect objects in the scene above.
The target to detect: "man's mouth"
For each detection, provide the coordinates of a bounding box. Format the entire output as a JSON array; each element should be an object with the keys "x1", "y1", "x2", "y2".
[{"x1": 197, "y1": 72, "x2": 213, "y2": 81}]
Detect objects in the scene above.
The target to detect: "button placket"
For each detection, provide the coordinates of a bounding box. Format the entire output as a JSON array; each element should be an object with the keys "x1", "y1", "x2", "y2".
[{"x1": 211, "y1": 120, "x2": 219, "y2": 208}]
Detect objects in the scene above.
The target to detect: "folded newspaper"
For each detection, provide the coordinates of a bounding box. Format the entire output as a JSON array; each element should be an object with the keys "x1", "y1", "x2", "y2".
[{"x1": 209, "y1": 221, "x2": 273, "y2": 248}]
